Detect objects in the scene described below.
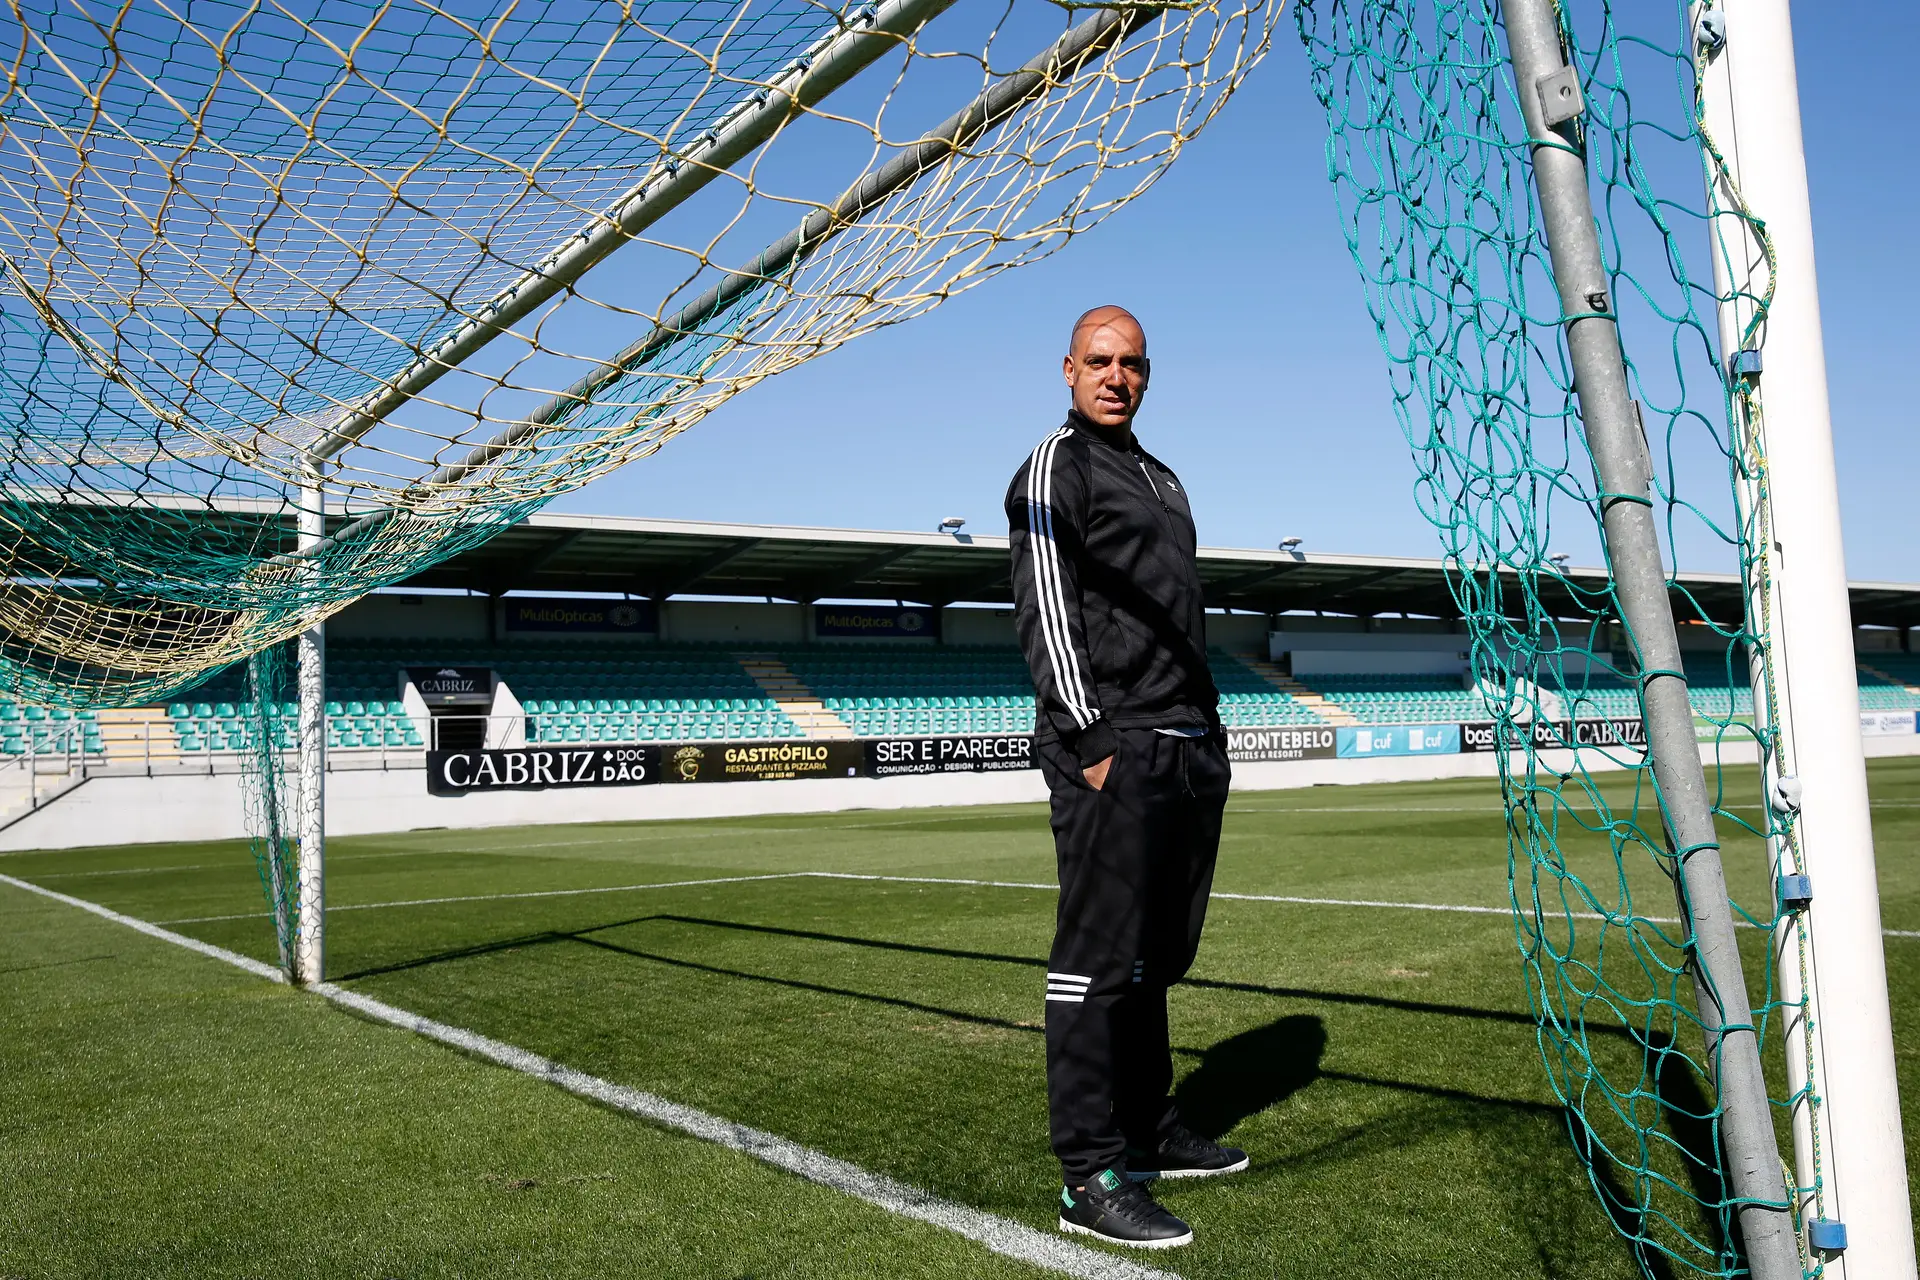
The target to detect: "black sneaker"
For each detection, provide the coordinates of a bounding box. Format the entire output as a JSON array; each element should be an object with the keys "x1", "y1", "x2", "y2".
[
  {"x1": 1057, "y1": 1168, "x2": 1194, "y2": 1249},
  {"x1": 1127, "y1": 1126, "x2": 1250, "y2": 1181}
]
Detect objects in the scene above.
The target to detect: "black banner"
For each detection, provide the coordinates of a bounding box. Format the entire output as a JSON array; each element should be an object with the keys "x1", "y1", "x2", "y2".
[
  {"x1": 407, "y1": 666, "x2": 494, "y2": 707},
  {"x1": 1460, "y1": 717, "x2": 1646, "y2": 753},
  {"x1": 428, "y1": 744, "x2": 656, "y2": 794},
  {"x1": 814, "y1": 604, "x2": 938, "y2": 639},
  {"x1": 1225, "y1": 725, "x2": 1338, "y2": 763},
  {"x1": 867, "y1": 734, "x2": 1036, "y2": 776},
  {"x1": 658, "y1": 739, "x2": 867, "y2": 784},
  {"x1": 505, "y1": 596, "x2": 657, "y2": 634}
]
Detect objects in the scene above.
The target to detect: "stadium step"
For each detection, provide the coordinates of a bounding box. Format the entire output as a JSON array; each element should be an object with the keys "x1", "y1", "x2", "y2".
[
  {"x1": 733, "y1": 655, "x2": 856, "y2": 739},
  {"x1": 94, "y1": 707, "x2": 182, "y2": 766},
  {"x1": 1238, "y1": 656, "x2": 1357, "y2": 725},
  {"x1": 1859, "y1": 661, "x2": 1920, "y2": 695}
]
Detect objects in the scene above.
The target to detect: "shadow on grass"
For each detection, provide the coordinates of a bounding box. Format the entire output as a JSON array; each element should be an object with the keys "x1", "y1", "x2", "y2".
[
  {"x1": 1174, "y1": 1014, "x2": 1326, "y2": 1139},
  {"x1": 333, "y1": 912, "x2": 1723, "y2": 1278}
]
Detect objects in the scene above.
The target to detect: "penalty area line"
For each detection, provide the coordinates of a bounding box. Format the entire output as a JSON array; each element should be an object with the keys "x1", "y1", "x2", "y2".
[{"x1": 0, "y1": 871, "x2": 1173, "y2": 1280}]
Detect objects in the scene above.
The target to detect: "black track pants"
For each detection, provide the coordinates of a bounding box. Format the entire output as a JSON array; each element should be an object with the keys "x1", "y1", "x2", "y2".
[{"x1": 1037, "y1": 725, "x2": 1231, "y2": 1184}]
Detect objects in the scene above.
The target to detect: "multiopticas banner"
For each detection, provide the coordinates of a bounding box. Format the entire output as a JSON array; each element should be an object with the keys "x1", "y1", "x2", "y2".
[
  {"x1": 868, "y1": 734, "x2": 1035, "y2": 776},
  {"x1": 814, "y1": 604, "x2": 938, "y2": 639},
  {"x1": 1459, "y1": 718, "x2": 1647, "y2": 752},
  {"x1": 504, "y1": 596, "x2": 657, "y2": 633},
  {"x1": 1224, "y1": 725, "x2": 1336, "y2": 762},
  {"x1": 1336, "y1": 724, "x2": 1460, "y2": 758}
]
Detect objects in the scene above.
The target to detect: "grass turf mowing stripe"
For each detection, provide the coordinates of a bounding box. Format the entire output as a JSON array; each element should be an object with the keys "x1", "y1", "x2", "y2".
[{"x1": 0, "y1": 870, "x2": 1175, "y2": 1280}]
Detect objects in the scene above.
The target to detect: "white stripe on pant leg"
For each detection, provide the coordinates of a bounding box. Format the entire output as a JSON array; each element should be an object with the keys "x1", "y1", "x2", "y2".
[{"x1": 0, "y1": 873, "x2": 1175, "y2": 1280}]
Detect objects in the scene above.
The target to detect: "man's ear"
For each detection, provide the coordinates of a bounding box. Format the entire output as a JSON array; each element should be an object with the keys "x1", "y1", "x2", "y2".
[
  {"x1": 1140, "y1": 355, "x2": 1151, "y2": 386},
  {"x1": 1062, "y1": 354, "x2": 1074, "y2": 384}
]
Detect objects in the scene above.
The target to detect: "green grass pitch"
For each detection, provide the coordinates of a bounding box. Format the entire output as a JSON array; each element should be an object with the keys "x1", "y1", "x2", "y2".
[{"x1": 3, "y1": 759, "x2": 1917, "y2": 1278}]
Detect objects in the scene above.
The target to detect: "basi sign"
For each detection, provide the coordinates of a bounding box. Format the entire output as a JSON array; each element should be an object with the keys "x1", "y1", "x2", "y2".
[
  {"x1": 407, "y1": 666, "x2": 494, "y2": 707},
  {"x1": 1225, "y1": 725, "x2": 1336, "y2": 762},
  {"x1": 814, "y1": 605, "x2": 938, "y2": 639},
  {"x1": 868, "y1": 734, "x2": 1035, "y2": 776},
  {"x1": 504, "y1": 596, "x2": 658, "y2": 634},
  {"x1": 1460, "y1": 718, "x2": 1647, "y2": 752}
]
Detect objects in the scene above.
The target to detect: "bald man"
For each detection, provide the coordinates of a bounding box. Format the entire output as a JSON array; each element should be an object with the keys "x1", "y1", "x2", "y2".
[{"x1": 1006, "y1": 306, "x2": 1243, "y2": 1250}]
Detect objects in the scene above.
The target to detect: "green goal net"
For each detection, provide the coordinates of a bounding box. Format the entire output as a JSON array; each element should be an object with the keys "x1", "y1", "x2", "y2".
[
  {"x1": 0, "y1": 0, "x2": 1281, "y2": 709},
  {"x1": 1297, "y1": 0, "x2": 1816, "y2": 1274}
]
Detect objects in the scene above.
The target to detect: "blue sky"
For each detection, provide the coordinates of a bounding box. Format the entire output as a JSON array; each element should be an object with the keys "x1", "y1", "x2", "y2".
[{"x1": 555, "y1": 0, "x2": 1916, "y2": 584}]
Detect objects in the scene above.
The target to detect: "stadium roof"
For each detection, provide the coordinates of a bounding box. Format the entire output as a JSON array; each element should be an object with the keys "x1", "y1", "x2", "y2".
[
  {"x1": 11, "y1": 495, "x2": 1914, "y2": 627},
  {"x1": 388, "y1": 510, "x2": 1920, "y2": 630}
]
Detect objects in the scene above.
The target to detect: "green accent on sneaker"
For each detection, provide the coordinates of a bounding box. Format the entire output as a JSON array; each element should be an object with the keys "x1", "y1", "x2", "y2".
[
  {"x1": 1061, "y1": 1186, "x2": 1076, "y2": 1209},
  {"x1": 1096, "y1": 1168, "x2": 1122, "y2": 1193}
]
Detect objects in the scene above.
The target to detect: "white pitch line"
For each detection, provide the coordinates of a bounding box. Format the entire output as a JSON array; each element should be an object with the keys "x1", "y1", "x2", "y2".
[
  {"x1": 0, "y1": 872, "x2": 287, "y2": 982},
  {"x1": 0, "y1": 871, "x2": 1173, "y2": 1280},
  {"x1": 157, "y1": 873, "x2": 806, "y2": 924},
  {"x1": 803, "y1": 871, "x2": 1060, "y2": 892},
  {"x1": 316, "y1": 983, "x2": 1169, "y2": 1280}
]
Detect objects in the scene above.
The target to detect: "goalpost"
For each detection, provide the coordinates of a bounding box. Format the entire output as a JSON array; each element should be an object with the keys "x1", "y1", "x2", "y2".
[
  {"x1": 1297, "y1": 0, "x2": 1914, "y2": 1273},
  {"x1": 1695, "y1": 4, "x2": 1915, "y2": 1273}
]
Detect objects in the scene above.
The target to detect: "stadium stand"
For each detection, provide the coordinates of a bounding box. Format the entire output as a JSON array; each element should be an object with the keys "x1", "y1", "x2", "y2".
[
  {"x1": 1859, "y1": 656, "x2": 1920, "y2": 710},
  {"x1": 1210, "y1": 650, "x2": 1325, "y2": 726},
  {"x1": 43, "y1": 636, "x2": 1920, "y2": 757},
  {"x1": 0, "y1": 701, "x2": 101, "y2": 756},
  {"x1": 1290, "y1": 671, "x2": 1483, "y2": 725},
  {"x1": 785, "y1": 646, "x2": 1037, "y2": 737},
  {"x1": 497, "y1": 643, "x2": 803, "y2": 743}
]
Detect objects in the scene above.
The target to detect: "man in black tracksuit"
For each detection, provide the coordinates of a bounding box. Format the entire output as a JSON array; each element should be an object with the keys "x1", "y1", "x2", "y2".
[{"x1": 1007, "y1": 305, "x2": 1243, "y2": 1251}]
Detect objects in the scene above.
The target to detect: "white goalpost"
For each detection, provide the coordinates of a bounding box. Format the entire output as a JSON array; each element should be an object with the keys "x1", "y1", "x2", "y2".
[{"x1": 1698, "y1": 3, "x2": 1916, "y2": 1273}]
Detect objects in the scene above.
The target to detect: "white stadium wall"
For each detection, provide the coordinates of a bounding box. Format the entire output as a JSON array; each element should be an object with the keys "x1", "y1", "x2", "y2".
[{"x1": 7, "y1": 733, "x2": 1917, "y2": 854}]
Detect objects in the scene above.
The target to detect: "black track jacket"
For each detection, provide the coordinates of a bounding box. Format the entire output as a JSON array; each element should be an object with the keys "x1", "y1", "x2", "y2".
[{"x1": 1006, "y1": 411, "x2": 1219, "y2": 766}]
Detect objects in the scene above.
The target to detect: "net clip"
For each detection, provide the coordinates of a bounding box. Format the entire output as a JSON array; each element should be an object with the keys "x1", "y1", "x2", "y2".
[
  {"x1": 1535, "y1": 66, "x2": 1585, "y2": 128},
  {"x1": 1695, "y1": 11, "x2": 1727, "y2": 53},
  {"x1": 1807, "y1": 1219, "x2": 1848, "y2": 1253},
  {"x1": 1769, "y1": 772, "x2": 1802, "y2": 814},
  {"x1": 1731, "y1": 348, "x2": 1763, "y2": 380},
  {"x1": 1777, "y1": 873, "x2": 1813, "y2": 912}
]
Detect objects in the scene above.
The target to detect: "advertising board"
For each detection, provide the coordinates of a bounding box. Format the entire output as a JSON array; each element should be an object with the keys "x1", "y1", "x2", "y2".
[
  {"x1": 427, "y1": 744, "x2": 656, "y2": 794},
  {"x1": 1224, "y1": 725, "x2": 1337, "y2": 762},
  {"x1": 814, "y1": 604, "x2": 938, "y2": 639},
  {"x1": 406, "y1": 665, "x2": 494, "y2": 708},
  {"x1": 1460, "y1": 718, "x2": 1647, "y2": 752},
  {"x1": 1335, "y1": 724, "x2": 1460, "y2": 758},
  {"x1": 1860, "y1": 710, "x2": 1919, "y2": 737},
  {"x1": 659, "y1": 740, "x2": 866, "y2": 783},
  {"x1": 503, "y1": 596, "x2": 657, "y2": 634},
  {"x1": 866, "y1": 734, "x2": 1035, "y2": 776}
]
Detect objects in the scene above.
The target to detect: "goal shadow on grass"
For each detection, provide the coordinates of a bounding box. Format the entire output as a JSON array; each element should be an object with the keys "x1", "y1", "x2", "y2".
[{"x1": 330, "y1": 907, "x2": 1736, "y2": 1275}]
